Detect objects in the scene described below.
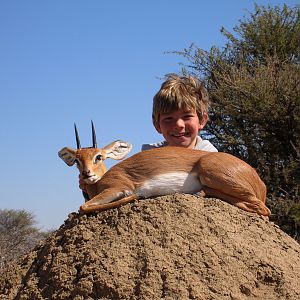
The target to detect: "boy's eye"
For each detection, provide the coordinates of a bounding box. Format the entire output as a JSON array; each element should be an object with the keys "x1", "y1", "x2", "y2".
[
  {"x1": 161, "y1": 117, "x2": 173, "y2": 122},
  {"x1": 183, "y1": 113, "x2": 197, "y2": 120}
]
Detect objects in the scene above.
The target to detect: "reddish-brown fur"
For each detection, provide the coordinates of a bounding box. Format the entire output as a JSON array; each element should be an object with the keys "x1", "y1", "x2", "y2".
[{"x1": 73, "y1": 147, "x2": 270, "y2": 216}]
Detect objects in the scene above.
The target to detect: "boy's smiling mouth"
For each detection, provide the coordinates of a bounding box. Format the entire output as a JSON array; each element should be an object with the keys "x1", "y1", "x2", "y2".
[{"x1": 171, "y1": 132, "x2": 190, "y2": 138}]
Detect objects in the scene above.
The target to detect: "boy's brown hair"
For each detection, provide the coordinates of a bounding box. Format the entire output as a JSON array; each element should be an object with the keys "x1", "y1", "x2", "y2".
[{"x1": 152, "y1": 74, "x2": 210, "y2": 127}]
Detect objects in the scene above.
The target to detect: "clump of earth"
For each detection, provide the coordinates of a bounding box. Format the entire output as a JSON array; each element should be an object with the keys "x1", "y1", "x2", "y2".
[{"x1": 1, "y1": 194, "x2": 300, "y2": 300}]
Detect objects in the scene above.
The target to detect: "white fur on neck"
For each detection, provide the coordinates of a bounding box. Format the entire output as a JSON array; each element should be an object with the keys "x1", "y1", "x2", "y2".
[{"x1": 84, "y1": 175, "x2": 100, "y2": 184}]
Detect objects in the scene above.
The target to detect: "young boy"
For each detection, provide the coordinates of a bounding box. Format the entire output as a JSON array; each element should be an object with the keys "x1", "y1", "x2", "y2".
[
  {"x1": 79, "y1": 74, "x2": 216, "y2": 195},
  {"x1": 142, "y1": 74, "x2": 217, "y2": 152}
]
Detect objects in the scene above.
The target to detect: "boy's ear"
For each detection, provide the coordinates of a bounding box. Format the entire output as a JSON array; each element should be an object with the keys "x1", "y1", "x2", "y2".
[
  {"x1": 198, "y1": 113, "x2": 208, "y2": 131},
  {"x1": 154, "y1": 123, "x2": 162, "y2": 134},
  {"x1": 153, "y1": 120, "x2": 162, "y2": 134}
]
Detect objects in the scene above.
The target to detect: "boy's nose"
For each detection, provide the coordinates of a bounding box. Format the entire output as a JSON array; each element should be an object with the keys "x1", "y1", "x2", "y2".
[{"x1": 175, "y1": 118, "x2": 185, "y2": 128}]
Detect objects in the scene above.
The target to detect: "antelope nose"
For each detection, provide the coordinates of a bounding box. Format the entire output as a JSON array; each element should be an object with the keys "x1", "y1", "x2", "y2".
[{"x1": 82, "y1": 170, "x2": 91, "y2": 177}]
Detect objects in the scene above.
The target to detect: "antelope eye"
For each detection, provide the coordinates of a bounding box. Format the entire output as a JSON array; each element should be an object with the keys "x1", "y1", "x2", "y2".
[
  {"x1": 74, "y1": 159, "x2": 79, "y2": 166},
  {"x1": 95, "y1": 155, "x2": 102, "y2": 163}
]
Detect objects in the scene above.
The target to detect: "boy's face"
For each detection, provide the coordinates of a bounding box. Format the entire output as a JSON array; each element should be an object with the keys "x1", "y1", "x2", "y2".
[{"x1": 155, "y1": 109, "x2": 208, "y2": 148}]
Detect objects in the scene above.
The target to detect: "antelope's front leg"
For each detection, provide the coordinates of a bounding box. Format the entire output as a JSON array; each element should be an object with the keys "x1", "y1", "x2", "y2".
[{"x1": 80, "y1": 189, "x2": 136, "y2": 213}]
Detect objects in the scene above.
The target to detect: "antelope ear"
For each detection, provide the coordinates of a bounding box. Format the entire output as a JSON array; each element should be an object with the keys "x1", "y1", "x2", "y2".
[
  {"x1": 58, "y1": 147, "x2": 77, "y2": 166},
  {"x1": 103, "y1": 140, "x2": 133, "y2": 160}
]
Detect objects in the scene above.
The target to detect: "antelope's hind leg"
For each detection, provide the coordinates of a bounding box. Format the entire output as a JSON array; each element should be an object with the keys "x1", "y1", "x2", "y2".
[
  {"x1": 202, "y1": 186, "x2": 271, "y2": 216},
  {"x1": 80, "y1": 189, "x2": 137, "y2": 213},
  {"x1": 197, "y1": 154, "x2": 270, "y2": 216}
]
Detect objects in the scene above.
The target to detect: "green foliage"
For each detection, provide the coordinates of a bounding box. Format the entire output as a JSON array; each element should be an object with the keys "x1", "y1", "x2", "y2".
[
  {"x1": 0, "y1": 209, "x2": 37, "y2": 235},
  {"x1": 269, "y1": 198, "x2": 300, "y2": 241},
  {"x1": 175, "y1": 3, "x2": 300, "y2": 241},
  {"x1": 0, "y1": 209, "x2": 53, "y2": 271},
  {"x1": 221, "y1": 3, "x2": 300, "y2": 63}
]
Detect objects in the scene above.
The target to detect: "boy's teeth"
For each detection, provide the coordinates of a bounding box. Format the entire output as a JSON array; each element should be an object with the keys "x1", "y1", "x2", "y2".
[{"x1": 174, "y1": 133, "x2": 185, "y2": 137}]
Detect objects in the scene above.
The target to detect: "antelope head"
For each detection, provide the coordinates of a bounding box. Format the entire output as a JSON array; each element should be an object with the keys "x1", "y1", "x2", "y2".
[{"x1": 58, "y1": 121, "x2": 132, "y2": 184}]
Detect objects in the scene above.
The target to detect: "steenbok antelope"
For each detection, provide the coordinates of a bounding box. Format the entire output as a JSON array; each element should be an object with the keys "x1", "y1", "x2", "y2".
[
  {"x1": 58, "y1": 122, "x2": 133, "y2": 200},
  {"x1": 58, "y1": 123, "x2": 271, "y2": 216}
]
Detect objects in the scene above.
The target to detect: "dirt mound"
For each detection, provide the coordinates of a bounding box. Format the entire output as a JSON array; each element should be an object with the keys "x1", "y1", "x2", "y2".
[{"x1": 1, "y1": 194, "x2": 300, "y2": 300}]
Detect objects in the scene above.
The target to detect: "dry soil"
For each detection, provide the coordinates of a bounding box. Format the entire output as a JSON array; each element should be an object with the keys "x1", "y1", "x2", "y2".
[{"x1": 0, "y1": 194, "x2": 300, "y2": 300}]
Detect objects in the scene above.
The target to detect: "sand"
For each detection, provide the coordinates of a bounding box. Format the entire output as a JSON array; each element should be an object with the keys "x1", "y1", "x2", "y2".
[{"x1": 1, "y1": 194, "x2": 299, "y2": 300}]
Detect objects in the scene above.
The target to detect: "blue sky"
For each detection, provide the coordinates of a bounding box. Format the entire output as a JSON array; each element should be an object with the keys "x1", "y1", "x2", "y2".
[{"x1": 0, "y1": 0, "x2": 298, "y2": 230}]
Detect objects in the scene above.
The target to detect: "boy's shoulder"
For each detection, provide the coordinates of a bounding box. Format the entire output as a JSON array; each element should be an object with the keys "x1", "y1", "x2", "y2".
[
  {"x1": 194, "y1": 137, "x2": 218, "y2": 152},
  {"x1": 141, "y1": 136, "x2": 218, "y2": 152},
  {"x1": 141, "y1": 141, "x2": 167, "y2": 151}
]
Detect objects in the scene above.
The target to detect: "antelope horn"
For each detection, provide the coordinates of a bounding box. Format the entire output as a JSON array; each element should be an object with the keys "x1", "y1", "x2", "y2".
[
  {"x1": 74, "y1": 123, "x2": 81, "y2": 149},
  {"x1": 91, "y1": 120, "x2": 97, "y2": 148}
]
